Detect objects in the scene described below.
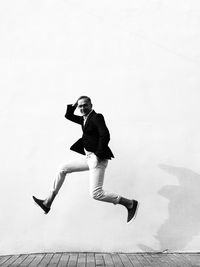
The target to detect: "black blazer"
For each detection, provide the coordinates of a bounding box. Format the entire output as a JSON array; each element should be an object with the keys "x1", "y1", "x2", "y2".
[{"x1": 65, "y1": 104, "x2": 114, "y2": 160}]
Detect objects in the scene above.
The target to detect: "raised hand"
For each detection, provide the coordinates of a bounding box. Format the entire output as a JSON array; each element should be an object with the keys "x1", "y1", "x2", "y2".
[{"x1": 73, "y1": 101, "x2": 78, "y2": 108}]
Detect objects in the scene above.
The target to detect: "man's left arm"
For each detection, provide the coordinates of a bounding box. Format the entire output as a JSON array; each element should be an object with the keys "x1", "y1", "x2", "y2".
[{"x1": 93, "y1": 114, "x2": 110, "y2": 159}]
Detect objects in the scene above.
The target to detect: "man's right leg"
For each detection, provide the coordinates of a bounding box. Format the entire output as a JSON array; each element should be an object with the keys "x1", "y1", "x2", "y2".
[{"x1": 33, "y1": 157, "x2": 89, "y2": 214}]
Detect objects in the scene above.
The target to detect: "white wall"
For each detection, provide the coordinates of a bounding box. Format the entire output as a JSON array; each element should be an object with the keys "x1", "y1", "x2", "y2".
[{"x1": 1, "y1": 0, "x2": 200, "y2": 255}]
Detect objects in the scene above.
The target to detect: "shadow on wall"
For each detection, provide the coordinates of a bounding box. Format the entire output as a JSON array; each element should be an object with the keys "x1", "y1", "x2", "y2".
[{"x1": 139, "y1": 164, "x2": 200, "y2": 252}]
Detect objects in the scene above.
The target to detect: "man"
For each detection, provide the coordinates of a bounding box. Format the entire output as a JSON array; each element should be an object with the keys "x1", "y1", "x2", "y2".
[{"x1": 33, "y1": 96, "x2": 139, "y2": 223}]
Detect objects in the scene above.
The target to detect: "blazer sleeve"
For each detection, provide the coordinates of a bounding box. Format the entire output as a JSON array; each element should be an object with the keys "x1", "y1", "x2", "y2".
[
  {"x1": 93, "y1": 114, "x2": 110, "y2": 159},
  {"x1": 65, "y1": 104, "x2": 83, "y2": 125}
]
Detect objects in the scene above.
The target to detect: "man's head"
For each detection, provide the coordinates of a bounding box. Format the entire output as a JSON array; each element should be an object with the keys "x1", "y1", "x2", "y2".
[{"x1": 77, "y1": 96, "x2": 92, "y2": 116}]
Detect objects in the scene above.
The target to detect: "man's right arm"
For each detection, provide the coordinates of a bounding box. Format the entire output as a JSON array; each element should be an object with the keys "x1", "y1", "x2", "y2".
[{"x1": 65, "y1": 104, "x2": 82, "y2": 125}]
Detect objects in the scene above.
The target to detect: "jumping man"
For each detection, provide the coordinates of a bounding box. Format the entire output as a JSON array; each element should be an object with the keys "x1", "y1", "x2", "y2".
[{"x1": 33, "y1": 96, "x2": 139, "y2": 223}]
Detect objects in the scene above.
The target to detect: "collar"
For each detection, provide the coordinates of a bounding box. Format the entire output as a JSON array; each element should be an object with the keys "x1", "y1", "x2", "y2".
[{"x1": 83, "y1": 109, "x2": 93, "y2": 121}]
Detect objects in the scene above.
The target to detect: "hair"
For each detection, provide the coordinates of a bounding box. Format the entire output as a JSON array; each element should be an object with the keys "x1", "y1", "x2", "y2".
[{"x1": 77, "y1": 95, "x2": 92, "y2": 104}]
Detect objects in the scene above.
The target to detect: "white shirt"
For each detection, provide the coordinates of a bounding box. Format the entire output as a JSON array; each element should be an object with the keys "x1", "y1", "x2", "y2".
[{"x1": 83, "y1": 109, "x2": 93, "y2": 126}]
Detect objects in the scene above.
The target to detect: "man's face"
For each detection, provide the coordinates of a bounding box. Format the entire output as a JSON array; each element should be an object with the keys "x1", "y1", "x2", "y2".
[{"x1": 77, "y1": 98, "x2": 92, "y2": 116}]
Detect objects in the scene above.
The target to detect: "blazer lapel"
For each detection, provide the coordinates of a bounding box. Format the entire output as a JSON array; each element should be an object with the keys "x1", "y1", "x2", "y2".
[{"x1": 83, "y1": 110, "x2": 95, "y2": 130}]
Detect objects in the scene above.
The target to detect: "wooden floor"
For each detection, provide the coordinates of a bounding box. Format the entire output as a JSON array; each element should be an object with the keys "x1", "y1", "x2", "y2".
[{"x1": 0, "y1": 252, "x2": 200, "y2": 267}]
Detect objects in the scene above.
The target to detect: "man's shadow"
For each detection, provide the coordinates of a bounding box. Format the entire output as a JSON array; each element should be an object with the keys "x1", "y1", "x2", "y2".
[{"x1": 139, "y1": 164, "x2": 200, "y2": 252}]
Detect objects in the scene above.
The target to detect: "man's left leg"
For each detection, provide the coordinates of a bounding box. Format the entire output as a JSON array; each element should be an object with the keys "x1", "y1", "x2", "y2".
[
  {"x1": 88, "y1": 154, "x2": 139, "y2": 223},
  {"x1": 88, "y1": 157, "x2": 120, "y2": 204}
]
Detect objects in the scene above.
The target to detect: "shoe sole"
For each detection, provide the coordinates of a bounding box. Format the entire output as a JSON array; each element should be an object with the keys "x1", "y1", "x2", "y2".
[
  {"x1": 127, "y1": 202, "x2": 139, "y2": 225},
  {"x1": 32, "y1": 196, "x2": 50, "y2": 214}
]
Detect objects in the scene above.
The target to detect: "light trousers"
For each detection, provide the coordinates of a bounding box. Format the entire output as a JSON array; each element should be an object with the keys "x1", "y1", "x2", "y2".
[{"x1": 51, "y1": 152, "x2": 120, "y2": 205}]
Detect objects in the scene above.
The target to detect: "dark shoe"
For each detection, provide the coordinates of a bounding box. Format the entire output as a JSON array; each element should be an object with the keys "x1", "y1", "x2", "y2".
[
  {"x1": 32, "y1": 196, "x2": 50, "y2": 214},
  {"x1": 127, "y1": 200, "x2": 139, "y2": 224}
]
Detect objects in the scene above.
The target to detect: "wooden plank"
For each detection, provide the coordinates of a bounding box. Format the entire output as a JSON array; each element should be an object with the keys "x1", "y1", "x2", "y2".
[
  {"x1": 0, "y1": 255, "x2": 12, "y2": 265},
  {"x1": 48, "y1": 253, "x2": 62, "y2": 267},
  {"x1": 28, "y1": 253, "x2": 45, "y2": 267},
  {"x1": 143, "y1": 254, "x2": 167, "y2": 267},
  {"x1": 151, "y1": 254, "x2": 177, "y2": 267},
  {"x1": 135, "y1": 254, "x2": 153, "y2": 267},
  {"x1": 157, "y1": 254, "x2": 174, "y2": 267},
  {"x1": 119, "y1": 254, "x2": 133, "y2": 267},
  {"x1": 67, "y1": 253, "x2": 78, "y2": 267},
  {"x1": 182, "y1": 253, "x2": 200, "y2": 266},
  {"x1": 95, "y1": 254, "x2": 105, "y2": 267},
  {"x1": 143, "y1": 254, "x2": 159, "y2": 266},
  {"x1": 57, "y1": 253, "x2": 70, "y2": 267},
  {"x1": 86, "y1": 253, "x2": 95, "y2": 267},
  {"x1": 18, "y1": 254, "x2": 36, "y2": 267},
  {"x1": 37, "y1": 253, "x2": 54, "y2": 267},
  {"x1": 166, "y1": 254, "x2": 182, "y2": 266},
  {"x1": 167, "y1": 253, "x2": 187, "y2": 267},
  {"x1": 111, "y1": 253, "x2": 123, "y2": 267},
  {"x1": 8, "y1": 254, "x2": 28, "y2": 266},
  {"x1": 159, "y1": 254, "x2": 174, "y2": 267},
  {"x1": 77, "y1": 253, "x2": 86, "y2": 267},
  {"x1": 128, "y1": 254, "x2": 143, "y2": 267},
  {"x1": 102, "y1": 253, "x2": 114, "y2": 267},
  {"x1": 181, "y1": 253, "x2": 194, "y2": 265},
  {"x1": 171, "y1": 254, "x2": 192, "y2": 267},
  {"x1": 0, "y1": 255, "x2": 20, "y2": 267}
]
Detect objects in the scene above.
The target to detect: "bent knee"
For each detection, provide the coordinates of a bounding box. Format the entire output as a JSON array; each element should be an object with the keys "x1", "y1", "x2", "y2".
[
  {"x1": 57, "y1": 164, "x2": 71, "y2": 175},
  {"x1": 90, "y1": 189, "x2": 104, "y2": 200}
]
